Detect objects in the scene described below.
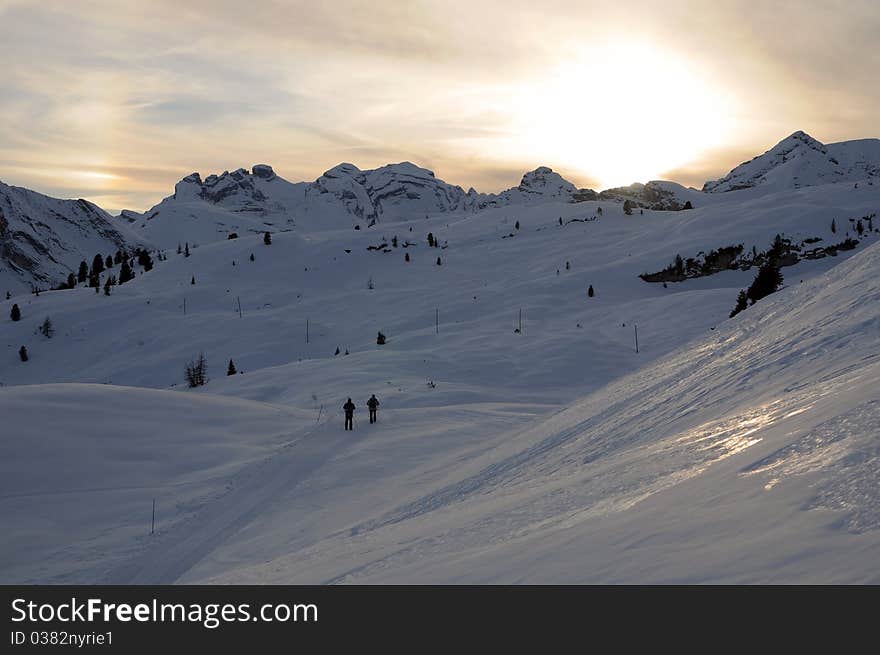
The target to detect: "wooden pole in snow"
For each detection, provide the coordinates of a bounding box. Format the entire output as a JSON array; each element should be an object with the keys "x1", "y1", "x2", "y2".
[
  {"x1": 306, "y1": 318, "x2": 310, "y2": 344},
  {"x1": 183, "y1": 298, "x2": 186, "y2": 315},
  {"x1": 237, "y1": 296, "x2": 242, "y2": 318},
  {"x1": 436, "y1": 308, "x2": 439, "y2": 334},
  {"x1": 151, "y1": 498, "x2": 155, "y2": 535},
  {"x1": 519, "y1": 308, "x2": 522, "y2": 333},
  {"x1": 634, "y1": 324, "x2": 639, "y2": 353}
]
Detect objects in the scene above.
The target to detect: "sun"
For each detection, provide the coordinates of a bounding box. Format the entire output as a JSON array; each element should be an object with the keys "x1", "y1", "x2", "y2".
[{"x1": 508, "y1": 41, "x2": 735, "y2": 189}]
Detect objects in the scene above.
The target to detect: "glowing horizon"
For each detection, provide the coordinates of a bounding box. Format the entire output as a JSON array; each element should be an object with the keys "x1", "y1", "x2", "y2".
[{"x1": 1, "y1": 0, "x2": 877, "y2": 213}]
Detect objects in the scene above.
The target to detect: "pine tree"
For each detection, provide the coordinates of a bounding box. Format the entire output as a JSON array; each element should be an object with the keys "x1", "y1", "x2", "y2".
[
  {"x1": 185, "y1": 352, "x2": 208, "y2": 387},
  {"x1": 769, "y1": 234, "x2": 785, "y2": 262},
  {"x1": 831, "y1": 219, "x2": 837, "y2": 234},
  {"x1": 10, "y1": 303, "x2": 21, "y2": 321},
  {"x1": 119, "y1": 259, "x2": 134, "y2": 284},
  {"x1": 115, "y1": 250, "x2": 124, "y2": 265},
  {"x1": 427, "y1": 232, "x2": 435, "y2": 247},
  {"x1": 264, "y1": 231, "x2": 272, "y2": 245},
  {"x1": 105, "y1": 255, "x2": 114, "y2": 269},
  {"x1": 185, "y1": 243, "x2": 190, "y2": 257},
  {"x1": 392, "y1": 236, "x2": 398, "y2": 248},
  {"x1": 19, "y1": 345, "x2": 28, "y2": 362},
  {"x1": 515, "y1": 221, "x2": 520, "y2": 230},
  {"x1": 857, "y1": 220, "x2": 864, "y2": 236},
  {"x1": 436, "y1": 256, "x2": 442, "y2": 266},
  {"x1": 91, "y1": 253, "x2": 105, "y2": 276},
  {"x1": 587, "y1": 285, "x2": 594, "y2": 297},
  {"x1": 559, "y1": 217, "x2": 563, "y2": 226},
  {"x1": 377, "y1": 331, "x2": 386, "y2": 345},
  {"x1": 746, "y1": 261, "x2": 783, "y2": 304},
  {"x1": 66, "y1": 273, "x2": 76, "y2": 289},
  {"x1": 565, "y1": 261, "x2": 570, "y2": 270},
  {"x1": 177, "y1": 242, "x2": 182, "y2": 255},
  {"x1": 683, "y1": 200, "x2": 693, "y2": 210},
  {"x1": 88, "y1": 271, "x2": 100, "y2": 288},
  {"x1": 335, "y1": 347, "x2": 340, "y2": 356},
  {"x1": 405, "y1": 253, "x2": 410, "y2": 262},
  {"x1": 730, "y1": 290, "x2": 748, "y2": 318},
  {"x1": 78, "y1": 261, "x2": 89, "y2": 283},
  {"x1": 623, "y1": 199, "x2": 634, "y2": 215},
  {"x1": 39, "y1": 316, "x2": 53, "y2": 337},
  {"x1": 138, "y1": 250, "x2": 153, "y2": 271},
  {"x1": 227, "y1": 359, "x2": 237, "y2": 376},
  {"x1": 191, "y1": 276, "x2": 196, "y2": 285},
  {"x1": 104, "y1": 278, "x2": 112, "y2": 295},
  {"x1": 249, "y1": 253, "x2": 255, "y2": 262}
]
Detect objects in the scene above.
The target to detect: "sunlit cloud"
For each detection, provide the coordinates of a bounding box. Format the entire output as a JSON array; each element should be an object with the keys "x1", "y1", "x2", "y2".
[{"x1": 0, "y1": 0, "x2": 877, "y2": 213}]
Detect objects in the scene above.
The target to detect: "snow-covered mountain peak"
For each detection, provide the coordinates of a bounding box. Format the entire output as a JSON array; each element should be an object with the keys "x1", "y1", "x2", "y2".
[
  {"x1": 775, "y1": 130, "x2": 826, "y2": 152},
  {"x1": 517, "y1": 166, "x2": 577, "y2": 196},
  {"x1": 703, "y1": 131, "x2": 879, "y2": 193},
  {"x1": 320, "y1": 162, "x2": 361, "y2": 178},
  {"x1": 373, "y1": 161, "x2": 437, "y2": 179},
  {"x1": 308, "y1": 161, "x2": 472, "y2": 223}
]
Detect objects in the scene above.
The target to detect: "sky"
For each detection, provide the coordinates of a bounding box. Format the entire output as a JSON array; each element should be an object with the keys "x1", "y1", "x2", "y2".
[{"x1": 0, "y1": 0, "x2": 877, "y2": 213}]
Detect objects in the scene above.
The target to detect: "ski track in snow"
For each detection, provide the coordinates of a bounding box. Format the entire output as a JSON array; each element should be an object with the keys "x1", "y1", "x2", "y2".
[{"x1": 104, "y1": 420, "x2": 349, "y2": 584}]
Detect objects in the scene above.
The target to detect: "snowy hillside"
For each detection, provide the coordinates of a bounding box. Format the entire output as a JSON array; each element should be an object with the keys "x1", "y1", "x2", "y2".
[
  {"x1": 1, "y1": 131, "x2": 879, "y2": 584},
  {"x1": 1, "y1": 151, "x2": 879, "y2": 583},
  {"x1": 703, "y1": 131, "x2": 880, "y2": 193},
  {"x1": 195, "y1": 236, "x2": 880, "y2": 584},
  {"x1": 0, "y1": 181, "x2": 144, "y2": 294}
]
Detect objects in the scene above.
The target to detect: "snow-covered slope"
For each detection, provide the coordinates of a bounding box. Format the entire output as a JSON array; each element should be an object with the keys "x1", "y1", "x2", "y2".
[
  {"x1": 0, "y1": 384, "x2": 307, "y2": 583},
  {"x1": 703, "y1": 131, "x2": 880, "y2": 193},
  {"x1": 193, "y1": 236, "x2": 880, "y2": 584},
  {"x1": 2, "y1": 131, "x2": 880, "y2": 584},
  {"x1": 0, "y1": 181, "x2": 144, "y2": 294},
  {"x1": 1, "y1": 162, "x2": 878, "y2": 583}
]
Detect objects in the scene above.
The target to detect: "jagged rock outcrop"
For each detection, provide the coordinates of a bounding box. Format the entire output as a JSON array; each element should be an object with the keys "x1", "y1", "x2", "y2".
[
  {"x1": 599, "y1": 181, "x2": 696, "y2": 210},
  {"x1": 308, "y1": 161, "x2": 476, "y2": 222},
  {"x1": 128, "y1": 162, "x2": 601, "y2": 247}
]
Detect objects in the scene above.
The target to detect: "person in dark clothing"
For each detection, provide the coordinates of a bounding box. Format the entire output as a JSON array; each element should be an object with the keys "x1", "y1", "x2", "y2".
[
  {"x1": 343, "y1": 398, "x2": 356, "y2": 430},
  {"x1": 367, "y1": 394, "x2": 380, "y2": 424}
]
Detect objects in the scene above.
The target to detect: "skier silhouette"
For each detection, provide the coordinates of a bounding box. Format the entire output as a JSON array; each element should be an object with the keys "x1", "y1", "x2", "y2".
[
  {"x1": 367, "y1": 394, "x2": 380, "y2": 424},
  {"x1": 343, "y1": 398, "x2": 356, "y2": 431}
]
